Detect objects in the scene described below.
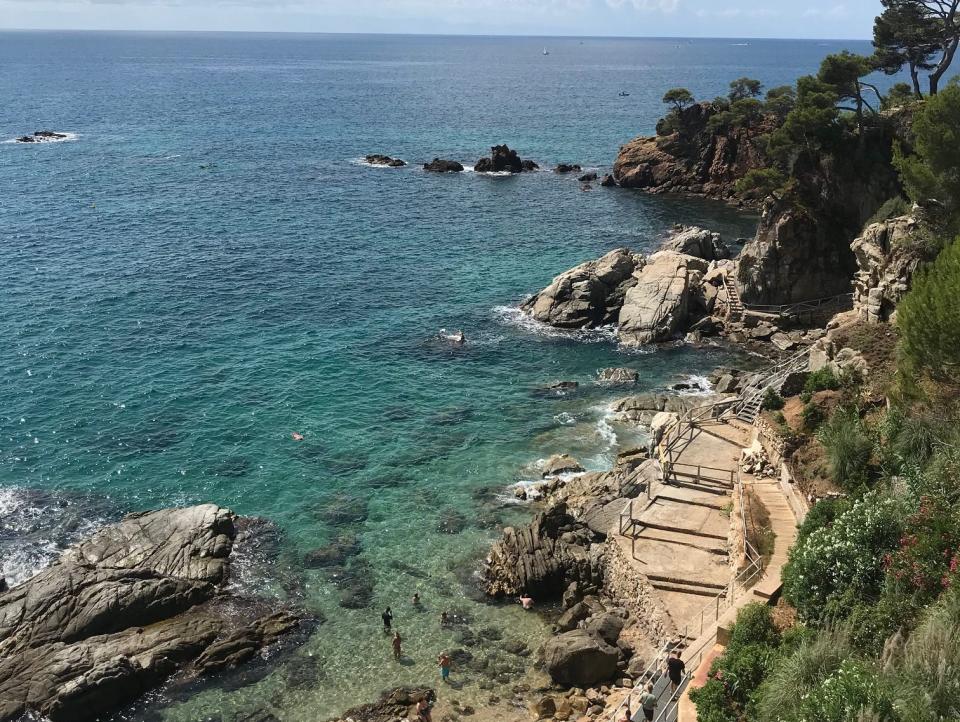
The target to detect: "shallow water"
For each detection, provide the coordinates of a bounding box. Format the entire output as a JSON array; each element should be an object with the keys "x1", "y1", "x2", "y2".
[{"x1": 0, "y1": 31, "x2": 888, "y2": 719}]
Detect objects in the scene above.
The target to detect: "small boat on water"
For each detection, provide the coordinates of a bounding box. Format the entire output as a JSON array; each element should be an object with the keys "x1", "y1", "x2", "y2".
[
  {"x1": 618, "y1": 91, "x2": 630, "y2": 97},
  {"x1": 543, "y1": 47, "x2": 550, "y2": 55}
]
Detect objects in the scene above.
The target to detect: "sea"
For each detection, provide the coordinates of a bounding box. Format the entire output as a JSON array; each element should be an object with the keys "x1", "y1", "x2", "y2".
[{"x1": 0, "y1": 32, "x2": 892, "y2": 721}]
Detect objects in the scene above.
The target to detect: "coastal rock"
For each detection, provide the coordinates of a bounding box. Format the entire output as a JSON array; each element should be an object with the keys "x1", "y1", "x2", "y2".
[
  {"x1": 578, "y1": 172, "x2": 599, "y2": 183},
  {"x1": 596, "y1": 367, "x2": 639, "y2": 385},
  {"x1": 612, "y1": 102, "x2": 768, "y2": 199},
  {"x1": 423, "y1": 158, "x2": 464, "y2": 173},
  {"x1": 555, "y1": 164, "x2": 582, "y2": 174},
  {"x1": 0, "y1": 505, "x2": 311, "y2": 722},
  {"x1": 662, "y1": 226, "x2": 731, "y2": 261},
  {"x1": 618, "y1": 251, "x2": 707, "y2": 345},
  {"x1": 851, "y1": 214, "x2": 925, "y2": 323},
  {"x1": 520, "y1": 248, "x2": 644, "y2": 329},
  {"x1": 649, "y1": 412, "x2": 679, "y2": 444},
  {"x1": 365, "y1": 154, "x2": 406, "y2": 167},
  {"x1": 482, "y1": 504, "x2": 602, "y2": 599},
  {"x1": 600, "y1": 174, "x2": 617, "y2": 188},
  {"x1": 542, "y1": 629, "x2": 620, "y2": 687},
  {"x1": 337, "y1": 687, "x2": 434, "y2": 722},
  {"x1": 16, "y1": 130, "x2": 68, "y2": 143},
  {"x1": 542, "y1": 454, "x2": 585, "y2": 478},
  {"x1": 303, "y1": 533, "x2": 361, "y2": 567},
  {"x1": 474, "y1": 144, "x2": 535, "y2": 173}
]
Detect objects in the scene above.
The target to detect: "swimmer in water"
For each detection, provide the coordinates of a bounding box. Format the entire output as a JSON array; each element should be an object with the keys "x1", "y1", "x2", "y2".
[
  {"x1": 291, "y1": 432, "x2": 304, "y2": 441},
  {"x1": 439, "y1": 329, "x2": 466, "y2": 345}
]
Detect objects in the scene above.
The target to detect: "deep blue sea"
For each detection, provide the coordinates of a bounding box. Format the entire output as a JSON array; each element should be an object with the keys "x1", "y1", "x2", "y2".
[{"x1": 0, "y1": 32, "x2": 892, "y2": 720}]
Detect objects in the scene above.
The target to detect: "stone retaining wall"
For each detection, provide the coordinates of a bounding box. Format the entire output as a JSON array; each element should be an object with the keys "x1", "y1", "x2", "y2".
[{"x1": 602, "y1": 539, "x2": 678, "y2": 647}]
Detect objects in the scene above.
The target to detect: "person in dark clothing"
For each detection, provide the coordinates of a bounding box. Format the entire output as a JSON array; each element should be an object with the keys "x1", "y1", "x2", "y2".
[
  {"x1": 666, "y1": 650, "x2": 686, "y2": 697},
  {"x1": 382, "y1": 607, "x2": 393, "y2": 632}
]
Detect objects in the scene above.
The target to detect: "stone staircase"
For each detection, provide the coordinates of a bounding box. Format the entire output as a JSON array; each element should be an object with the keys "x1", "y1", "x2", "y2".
[
  {"x1": 734, "y1": 349, "x2": 810, "y2": 423},
  {"x1": 722, "y1": 275, "x2": 743, "y2": 321}
]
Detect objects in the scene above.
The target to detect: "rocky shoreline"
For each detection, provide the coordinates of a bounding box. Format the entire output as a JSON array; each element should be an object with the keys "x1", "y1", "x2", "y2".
[{"x1": 0, "y1": 505, "x2": 316, "y2": 722}]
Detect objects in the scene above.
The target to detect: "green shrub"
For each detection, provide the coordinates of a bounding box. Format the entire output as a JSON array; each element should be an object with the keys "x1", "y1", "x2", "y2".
[
  {"x1": 801, "y1": 367, "x2": 840, "y2": 402},
  {"x1": 794, "y1": 496, "x2": 851, "y2": 547},
  {"x1": 897, "y1": 237, "x2": 960, "y2": 385},
  {"x1": 760, "y1": 388, "x2": 785, "y2": 411},
  {"x1": 783, "y1": 491, "x2": 906, "y2": 623},
  {"x1": 801, "y1": 400, "x2": 824, "y2": 430},
  {"x1": 866, "y1": 196, "x2": 912, "y2": 226},
  {"x1": 734, "y1": 168, "x2": 786, "y2": 198},
  {"x1": 817, "y1": 406, "x2": 874, "y2": 491},
  {"x1": 796, "y1": 659, "x2": 892, "y2": 721},
  {"x1": 730, "y1": 603, "x2": 781, "y2": 649}
]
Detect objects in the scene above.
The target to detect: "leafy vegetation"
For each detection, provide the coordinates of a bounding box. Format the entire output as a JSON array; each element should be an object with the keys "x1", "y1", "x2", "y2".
[
  {"x1": 662, "y1": 87, "x2": 695, "y2": 113},
  {"x1": 873, "y1": 0, "x2": 960, "y2": 96}
]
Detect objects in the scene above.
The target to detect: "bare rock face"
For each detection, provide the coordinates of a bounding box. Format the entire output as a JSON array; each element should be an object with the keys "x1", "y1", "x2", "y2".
[
  {"x1": 851, "y1": 214, "x2": 925, "y2": 323},
  {"x1": 0, "y1": 505, "x2": 311, "y2": 722},
  {"x1": 662, "y1": 225, "x2": 731, "y2": 261},
  {"x1": 542, "y1": 454, "x2": 585, "y2": 478},
  {"x1": 737, "y1": 199, "x2": 861, "y2": 304},
  {"x1": 482, "y1": 504, "x2": 603, "y2": 599},
  {"x1": 423, "y1": 158, "x2": 464, "y2": 173},
  {"x1": 336, "y1": 687, "x2": 434, "y2": 722},
  {"x1": 618, "y1": 251, "x2": 708, "y2": 345},
  {"x1": 520, "y1": 248, "x2": 644, "y2": 329}
]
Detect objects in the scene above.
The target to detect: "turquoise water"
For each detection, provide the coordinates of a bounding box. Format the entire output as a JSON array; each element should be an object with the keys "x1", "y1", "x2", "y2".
[{"x1": 0, "y1": 32, "x2": 887, "y2": 720}]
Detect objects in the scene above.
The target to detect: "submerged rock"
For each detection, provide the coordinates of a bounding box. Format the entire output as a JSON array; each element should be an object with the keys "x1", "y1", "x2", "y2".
[
  {"x1": 0, "y1": 505, "x2": 312, "y2": 722},
  {"x1": 365, "y1": 153, "x2": 406, "y2": 167},
  {"x1": 596, "y1": 367, "x2": 639, "y2": 385},
  {"x1": 542, "y1": 454, "x2": 585, "y2": 478},
  {"x1": 336, "y1": 687, "x2": 434, "y2": 722},
  {"x1": 578, "y1": 172, "x2": 599, "y2": 183}
]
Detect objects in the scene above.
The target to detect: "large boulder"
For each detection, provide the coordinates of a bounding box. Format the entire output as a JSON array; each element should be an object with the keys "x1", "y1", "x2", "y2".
[
  {"x1": 0, "y1": 506, "x2": 311, "y2": 722},
  {"x1": 542, "y1": 454, "x2": 585, "y2": 478},
  {"x1": 542, "y1": 629, "x2": 620, "y2": 686},
  {"x1": 520, "y1": 248, "x2": 644, "y2": 329},
  {"x1": 474, "y1": 144, "x2": 535, "y2": 173},
  {"x1": 365, "y1": 154, "x2": 406, "y2": 167},
  {"x1": 618, "y1": 251, "x2": 707, "y2": 345},
  {"x1": 662, "y1": 226, "x2": 731, "y2": 261}
]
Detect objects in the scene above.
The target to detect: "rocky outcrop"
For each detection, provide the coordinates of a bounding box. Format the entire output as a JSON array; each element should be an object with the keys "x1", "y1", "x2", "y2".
[
  {"x1": 542, "y1": 454, "x2": 585, "y2": 477},
  {"x1": 423, "y1": 158, "x2": 464, "y2": 173},
  {"x1": 555, "y1": 164, "x2": 582, "y2": 173},
  {"x1": 520, "y1": 248, "x2": 643, "y2": 328},
  {"x1": 474, "y1": 144, "x2": 537, "y2": 173},
  {"x1": 482, "y1": 504, "x2": 604, "y2": 599},
  {"x1": 618, "y1": 251, "x2": 708, "y2": 345},
  {"x1": 597, "y1": 367, "x2": 639, "y2": 385},
  {"x1": 336, "y1": 687, "x2": 434, "y2": 722},
  {"x1": 16, "y1": 130, "x2": 69, "y2": 143},
  {"x1": 0, "y1": 505, "x2": 312, "y2": 722},
  {"x1": 612, "y1": 102, "x2": 769, "y2": 199},
  {"x1": 662, "y1": 225, "x2": 731, "y2": 261},
  {"x1": 851, "y1": 214, "x2": 926, "y2": 323},
  {"x1": 365, "y1": 154, "x2": 406, "y2": 167}
]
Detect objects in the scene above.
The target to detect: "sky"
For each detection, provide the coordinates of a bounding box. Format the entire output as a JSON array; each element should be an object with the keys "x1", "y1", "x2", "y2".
[{"x1": 0, "y1": 0, "x2": 883, "y2": 39}]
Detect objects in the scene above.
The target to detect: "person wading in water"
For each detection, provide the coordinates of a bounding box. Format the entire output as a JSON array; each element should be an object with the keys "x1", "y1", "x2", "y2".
[
  {"x1": 382, "y1": 607, "x2": 393, "y2": 632},
  {"x1": 392, "y1": 631, "x2": 402, "y2": 660}
]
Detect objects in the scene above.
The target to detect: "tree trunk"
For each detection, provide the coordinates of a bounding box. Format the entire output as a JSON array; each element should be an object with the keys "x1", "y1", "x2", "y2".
[
  {"x1": 929, "y1": 36, "x2": 960, "y2": 96},
  {"x1": 910, "y1": 62, "x2": 922, "y2": 98}
]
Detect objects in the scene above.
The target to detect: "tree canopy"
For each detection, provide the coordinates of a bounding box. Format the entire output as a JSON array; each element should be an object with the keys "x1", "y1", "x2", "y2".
[
  {"x1": 817, "y1": 51, "x2": 881, "y2": 134},
  {"x1": 662, "y1": 87, "x2": 695, "y2": 113},
  {"x1": 729, "y1": 77, "x2": 763, "y2": 102},
  {"x1": 874, "y1": 0, "x2": 960, "y2": 95}
]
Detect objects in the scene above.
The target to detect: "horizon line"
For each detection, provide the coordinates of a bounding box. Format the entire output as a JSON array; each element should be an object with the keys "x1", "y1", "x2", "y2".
[{"x1": 0, "y1": 28, "x2": 873, "y2": 43}]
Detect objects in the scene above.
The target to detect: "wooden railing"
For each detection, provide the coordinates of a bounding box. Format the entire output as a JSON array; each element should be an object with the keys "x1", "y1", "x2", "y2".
[{"x1": 742, "y1": 292, "x2": 853, "y2": 318}]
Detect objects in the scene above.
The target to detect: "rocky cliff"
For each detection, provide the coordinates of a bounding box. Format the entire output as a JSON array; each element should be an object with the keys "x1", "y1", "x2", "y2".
[
  {"x1": 612, "y1": 102, "x2": 769, "y2": 200},
  {"x1": 851, "y1": 214, "x2": 929, "y2": 323},
  {"x1": 0, "y1": 505, "x2": 313, "y2": 722}
]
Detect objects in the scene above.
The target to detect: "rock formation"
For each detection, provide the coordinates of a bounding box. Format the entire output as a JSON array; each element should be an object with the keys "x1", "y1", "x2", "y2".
[
  {"x1": 474, "y1": 144, "x2": 537, "y2": 173},
  {"x1": 618, "y1": 251, "x2": 708, "y2": 345},
  {"x1": 519, "y1": 248, "x2": 643, "y2": 329},
  {"x1": 0, "y1": 505, "x2": 312, "y2": 722},
  {"x1": 15, "y1": 130, "x2": 69, "y2": 143},
  {"x1": 482, "y1": 503, "x2": 604, "y2": 599},
  {"x1": 365, "y1": 154, "x2": 406, "y2": 167},
  {"x1": 662, "y1": 225, "x2": 731, "y2": 261},
  {"x1": 555, "y1": 164, "x2": 582, "y2": 173},
  {"x1": 542, "y1": 629, "x2": 620, "y2": 686},
  {"x1": 611, "y1": 102, "x2": 769, "y2": 199},
  {"x1": 423, "y1": 158, "x2": 464, "y2": 173},
  {"x1": 851, "y1": 214, "x2": 926, "y2": 323}
]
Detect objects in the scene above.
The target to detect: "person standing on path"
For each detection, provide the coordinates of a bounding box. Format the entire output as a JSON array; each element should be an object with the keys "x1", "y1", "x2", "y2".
[
  {"x1": 639, "y1": 682, "x2": 658, "y2": 721},
  {"x1": 666, "y1": 650, "x2": 686, "y2": 697},
  {"x1": 382, "y1": 607, "x2": 393, "y2": 632},
  {"x1": 392, "y1": 631, "x2": 402, "y2": 660},
  {"x1": 438, "y1": 652, "x2": 451, "y2": 683}
]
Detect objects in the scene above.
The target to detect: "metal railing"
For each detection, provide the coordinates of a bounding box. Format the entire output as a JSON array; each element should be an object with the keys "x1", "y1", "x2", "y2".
[
  {"x1": 607, "y1": 641, "x2": 674, "y2": 722},
  {"x1": 742, "y1": 292, "x2": 853, "y2": 318}
]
